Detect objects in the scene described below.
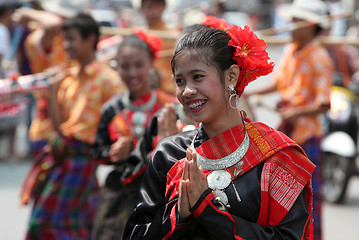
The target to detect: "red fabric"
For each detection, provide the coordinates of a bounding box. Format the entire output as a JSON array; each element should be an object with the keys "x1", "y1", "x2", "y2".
[{"x1": 165, "y1": 122, "x2": 315, "y2": 239}]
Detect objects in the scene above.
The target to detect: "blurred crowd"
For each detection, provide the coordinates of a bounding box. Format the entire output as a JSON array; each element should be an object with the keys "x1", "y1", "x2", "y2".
[
  {"x1": 1, "y1": 0, "x2": 359, "y2": 161},
  {"x1": 1, "y1": 0, "x2": 359, "y2": 239}
]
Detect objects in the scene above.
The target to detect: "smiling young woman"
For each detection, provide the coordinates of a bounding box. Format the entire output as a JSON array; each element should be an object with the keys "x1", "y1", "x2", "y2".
[{"x1": 123, "y1": 24, "x2": 316, "y2": 240}]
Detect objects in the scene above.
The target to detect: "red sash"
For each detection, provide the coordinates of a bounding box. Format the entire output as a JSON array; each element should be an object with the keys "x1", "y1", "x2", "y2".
[{"x1": 165, "y1": 122, "x2": 315, "y2": 239}]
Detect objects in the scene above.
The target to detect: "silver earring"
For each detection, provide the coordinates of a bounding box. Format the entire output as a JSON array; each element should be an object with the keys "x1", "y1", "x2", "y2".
[{"x1": 228, "y1": 84, "x2": 239, "y2": 109}]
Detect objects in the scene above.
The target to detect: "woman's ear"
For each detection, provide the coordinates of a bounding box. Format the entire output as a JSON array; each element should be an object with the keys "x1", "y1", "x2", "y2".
[{"x1": 225, "y1": 64, "x2": 240, "y2": 87}]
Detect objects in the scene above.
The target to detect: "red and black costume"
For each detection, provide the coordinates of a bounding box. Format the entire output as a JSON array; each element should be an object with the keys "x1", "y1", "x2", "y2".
[
  {"x1": 92, "y1": 89, "x2": 176, "y2": 239},
  {"x1": 124, "y1": 121, "x2": 315, "y2": 240}
]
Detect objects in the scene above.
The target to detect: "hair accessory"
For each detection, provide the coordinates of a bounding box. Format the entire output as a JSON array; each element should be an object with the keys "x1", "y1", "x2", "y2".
[
  {"x1": 228, "y1": 84, "x2": 239, "y2": 109},
  {"x1": 227, "y1": 25, "x2": 274, "y2": 97},
  {"x1": 133, "y1": 30, "x2": 162, "y2": 60},
  {"x1": 201, "y1": 16, "x2": 230, "y2": 31}
]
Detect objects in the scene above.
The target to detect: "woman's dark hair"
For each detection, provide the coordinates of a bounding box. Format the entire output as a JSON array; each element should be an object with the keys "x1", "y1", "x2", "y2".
[
  {"x1": 180, "y1": 24, "x2": 209, "y2": 36},
  {"x1": 171, "y1": 27, "x2": 237, "y2": 84},
  {"x1": 117, "y1": 35, "x2": 153, "y2": 61},
  {"x1": 62, "y1": 13, "x2": 100, "y2": 50}
]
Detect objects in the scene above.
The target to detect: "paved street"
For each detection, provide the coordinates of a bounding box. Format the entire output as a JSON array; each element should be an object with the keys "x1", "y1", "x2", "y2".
[{"x1": 1, "y1": 159, "x2": 359, "y2": 239}]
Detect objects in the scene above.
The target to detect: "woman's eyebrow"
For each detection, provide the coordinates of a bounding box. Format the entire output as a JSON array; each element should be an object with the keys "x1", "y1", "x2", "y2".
[{"x1": 174, "y1": 69, "x2": 206, "y2": 77}]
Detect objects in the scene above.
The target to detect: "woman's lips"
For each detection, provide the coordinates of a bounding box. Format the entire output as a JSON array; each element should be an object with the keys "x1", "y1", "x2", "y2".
[{"x1": 186, "y1": 99, "x2": 207, "y2": 113}]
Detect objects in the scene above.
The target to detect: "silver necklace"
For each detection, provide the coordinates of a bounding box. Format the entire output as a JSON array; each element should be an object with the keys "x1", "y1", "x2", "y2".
[
  {"x1": 190, "y1": 111, "x2": 248, "y2": 207},
  {"x1": 194, "y1": 130, "x2": 249, "y2": 170},
  {"x1": 122, "y1": 91, "x2": 157, "y2": 138}
]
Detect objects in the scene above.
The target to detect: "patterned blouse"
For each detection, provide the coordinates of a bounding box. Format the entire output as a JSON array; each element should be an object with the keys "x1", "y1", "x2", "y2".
[
  {"x1": 26, "y1": 30, "x2": 67, "y2": 142},
  {"x1": 58, "y1": 60, "x2": 125, "y2": 144},
  {"x1": 272, "y1": 40, "x2": 333, "y2": 144}
]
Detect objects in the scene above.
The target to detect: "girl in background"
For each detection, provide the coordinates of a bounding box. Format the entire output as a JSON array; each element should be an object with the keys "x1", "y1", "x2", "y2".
[{"x1": 92, "y1": 30, "x2": 177, "y2": 239}]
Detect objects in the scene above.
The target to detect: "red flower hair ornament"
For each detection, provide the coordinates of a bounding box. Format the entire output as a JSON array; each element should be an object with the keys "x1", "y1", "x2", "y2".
[
  {"x1": 227, "y1": 25, "x2": 274, "y2": 97},
  {"x1": 202, "y1": 16, "x2": 230, "y2": 30},
  {"x1": 133, "y1": 29, "x2": 162, "y2": 60}
]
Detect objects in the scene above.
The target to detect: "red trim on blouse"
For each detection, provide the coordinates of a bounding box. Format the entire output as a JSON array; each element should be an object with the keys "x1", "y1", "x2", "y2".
[
  {"x1": 121, "y1": 163, "x2": 149, "y2": 185},
  {"x1": 192, "y1": 192, "x2": 215, "y2": 217}
]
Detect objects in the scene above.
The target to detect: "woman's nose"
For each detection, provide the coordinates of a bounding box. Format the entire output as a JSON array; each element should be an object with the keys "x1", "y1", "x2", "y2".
[
  {"x1": 127, "y1": 67, "x2": 137, "y2": 77},
  {"x1": 183, "y1": 85, "x2": 197, "y2": 96}
]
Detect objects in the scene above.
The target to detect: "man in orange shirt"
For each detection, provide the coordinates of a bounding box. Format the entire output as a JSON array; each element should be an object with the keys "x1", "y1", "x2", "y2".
[
  {"x1": 24, "y1": 13, "x2": 125, "y2": 239},
  {"x1": 249, "y1": 1, "x2": 333, "y2": 239},
  {"x1": 12, "y1": 1, "x2": 81, "y2": 155}
]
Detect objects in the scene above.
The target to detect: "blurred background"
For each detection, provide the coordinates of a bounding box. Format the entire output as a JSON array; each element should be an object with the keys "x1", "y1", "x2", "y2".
[{"x1": 1, "y1": 0, "x2": 359, "y2": 239}]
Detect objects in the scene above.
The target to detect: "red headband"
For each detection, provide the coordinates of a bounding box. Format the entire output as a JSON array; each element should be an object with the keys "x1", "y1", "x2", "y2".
[
  {"x1": 133, "y1": 29, "x2": 162, "y2": 60},
  {"x1": 227, "y1": 25, "x2": 274, "y2": 96}
]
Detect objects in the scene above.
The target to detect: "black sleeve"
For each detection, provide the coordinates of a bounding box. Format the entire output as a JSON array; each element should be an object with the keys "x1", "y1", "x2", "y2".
[
  {"x1": 123, "y1": 133, "x2": 194, "y2": 240},
  {"x1": 92, "y1": 95, "x2": 124, "y2": 164},
  {"x1": 120, "y1": 115, "x2": 159, "y2": 184}
]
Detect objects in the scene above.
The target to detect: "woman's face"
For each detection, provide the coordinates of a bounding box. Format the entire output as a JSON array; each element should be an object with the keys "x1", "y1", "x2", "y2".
[
  {"x1": 117, "y1": 46, "x2": 152, "y2": 98},
  {"x1": 174, "y1": 51, "x2": 229, "y2": 124}
]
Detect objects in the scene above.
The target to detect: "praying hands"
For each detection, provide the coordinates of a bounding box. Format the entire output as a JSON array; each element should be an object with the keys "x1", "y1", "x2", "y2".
[{"x1": 178, "y1": 148, "x2": 208, "y2": 222}]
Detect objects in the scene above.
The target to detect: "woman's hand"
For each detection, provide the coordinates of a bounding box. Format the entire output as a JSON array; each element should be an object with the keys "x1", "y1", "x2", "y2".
[
  {"x1": 157, "y1": 103, "x2": 181, "y2": 142},
  {"x1": 186, "y1": 148, "x2": 208, "y2": 207},
  {"x1": 178, "y1": 157, "x2": 191, "y2": 222},
  {"x1": 178, "y1": 148, "x2": 208, "y2": 222},
  {"x1": 109, "y1": 136, "x2": 133, "y2": 162}
]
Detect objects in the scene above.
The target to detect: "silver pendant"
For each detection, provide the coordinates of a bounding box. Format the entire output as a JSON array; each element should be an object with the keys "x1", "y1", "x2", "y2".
[
  {"x1": 213, "y1": 189, "x2": 229, "y2": 207},
  {"x1": 132, "y1": 111, "x2": 146, "y2": 125},
  {"x1": 133, "y1": 125, "x2": 145, "y2": 137},
  {"x1": 207, "y1": 170, "x2": 231, "y2": 190},
  {"x1": 132, "y1": 111, "x2": 147, "y2": 137}
]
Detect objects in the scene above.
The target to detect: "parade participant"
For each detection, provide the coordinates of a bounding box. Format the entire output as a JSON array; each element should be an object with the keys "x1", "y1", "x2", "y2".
[
  {"x1": 140, "y1": 0, "x2": 178, "y2": 95},
  {"x1": 12, "y1": 0, "x2": 88, "y2": 156},
  {"x1": 92, "y1": 31, "x2": 177, "y2": 239},
  {"x1": 24, "y1": 13, "x2": 123, "y2": 239},
  {"x1": 250, "y1": 1, "x2": 333, "y2": 239},
  {"x1": 123, "y1": 24, "x2": 316, "y2": 239}
]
